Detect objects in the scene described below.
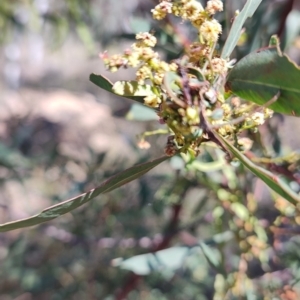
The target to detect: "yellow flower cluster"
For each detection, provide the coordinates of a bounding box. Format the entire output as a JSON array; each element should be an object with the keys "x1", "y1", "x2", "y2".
[
  {"x1": 144, "y1": 94, "x2": 162, "y2": 107},
  {"x1": 206, "y1": 0, "x2": 223, "y2": 15},
  {"x1": 101, "y1": 32, "x2": 159, "y2": 73},
  {"x1": 157, "y1": 99, "x2": 203, "y2": 155},
  {"x1": 151, "y1": 1, "x2": 172, "y2": 20},
  {"x1": 135, "y1": 32, "x2": 157, "y2": 48},
  {"x1": 210, "y1": 57, "x2": 228, "y2": 75},
  {"x1": 181, "y1": 1, "x2": 204, "y2": 21},
  {"x1": 207, "y1": 99, "x2": 274, "y2": 140},
  {"x1": 152, "y1": 0, "x2": 223, "y2": 44},
  {"x1": 101, "y1": 31, "x2": 178, "y2": 107},
  {"x1": 199, "y1": 19, "x2": 222, "y2": 44},
  {"x1": 100, "y1": 0, "x2": 272, "y2": 157},
  {"x1": 187, "y1": 42, "x2": 210, "y2": 63}
]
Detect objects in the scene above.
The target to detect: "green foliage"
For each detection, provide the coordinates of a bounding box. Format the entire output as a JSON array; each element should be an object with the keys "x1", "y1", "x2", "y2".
[{"x1": 226, "y1": 47, "x2": 300, "y2": 116}]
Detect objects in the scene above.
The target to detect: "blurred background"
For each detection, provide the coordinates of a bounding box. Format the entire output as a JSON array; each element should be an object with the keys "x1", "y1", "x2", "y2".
[{"x1": 1, "y1": 0, "x2": 300, "y2": 299}]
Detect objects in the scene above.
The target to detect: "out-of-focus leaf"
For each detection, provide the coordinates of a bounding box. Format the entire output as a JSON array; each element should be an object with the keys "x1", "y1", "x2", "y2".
[
  {"x1": 114, "y1": 232, "x2": 234, "y2": 275},
  {"x1": 0, "y1": 156, "x2": 169, "y2": 232},
  {"x1": 185, "y1": 149, "x2": 225, "y2": 172},
  {"x1": 126, "y1": 104, "x2": 158, "y2": 121},
  {"x1": 114, "y1": 247, "x2": 190, "y2": 275},
  {"x1": 226, "y1": 48, "x2": 300, "y2": 116},
  {"x1": 129, "y1": 17, "x2": 151, "y2": 33},
  {"x1": 43, "y1": 14, "x2": 69, "y2": 47},
  {"x1": 0, "y1": 143, "x2": 30, "y2": 169},
  {"x1": 221, "y1": 0, "x2": 263, "y2": 59},
  {"x1": 198, "y1": 242, "x2": 221, "y2": 270},
  {"x1": 284, "y1": 10, "x2": 300, "y2": 50},
  {"x1": 188, "y1": 159, "x2": 225, "y2": 172},
  {"x1": 89, "y1": 74, "x2": 145, "y2": 104},
  {"x1": 170, "y1": 156, "x2": 185, "y2": 170},
  {"x1": 217, "y1": 133, "x2": 300, "y2": 205},
  {"x1": 76, "y1": 22, "x2": 95, "y2": 53}
]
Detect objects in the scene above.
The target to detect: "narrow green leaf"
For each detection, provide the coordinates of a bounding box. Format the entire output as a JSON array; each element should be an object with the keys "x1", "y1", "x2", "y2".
[
  {"x1": 90, "y1": 73, "x2": 113, "y2": 93},
  {"x1": 126, "y1": 104, "x2": 158, "y2": 121},
  {"x1": 216, "y1": 133, "x2": 300, "y2": 206},
  {"x1": 89, "y1": 74, "x2": 145, "y2": 104},
  {"x1": 0, "y1": 156, "x2": 168, "y2": 232},
  {"x1": 226, "y1": 48, "x2": 300, "y2": 116},
  {"x1": 221, "y1": 0, "x2": 262, "y2": 59}
]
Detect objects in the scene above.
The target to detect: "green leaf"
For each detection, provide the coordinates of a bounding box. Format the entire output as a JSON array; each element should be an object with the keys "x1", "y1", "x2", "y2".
[
  {"x1": 226, "y1": 48, "x2": 300, "y2": 116},
  {"x1": 89, "y1": 74, "x2": 145, "y2": 104},
  {"x1": 198, "y1": 242, "x2": 221, "y2": 270},
  {"x1": 114, "y1": 232, "x2": 234, "y2": 275},
  {"x1": 90, "y1": 73, "x2": 114, "y2": 93},
  {"x1": 216, "y1": 133, "x2": 300, "y2": 206},
  {"x1": 112, "y1": 81, "x2": 154, "y2": 97},
  {"x1": 129, "y1": 17, "x2": 151, "y2": 33},
  {"x1": 126, "y1": 104, "x2": 158, "y2": 121},
  {"x1": 221, "y1": 0, "x2": 263, "y2": 59},
  {"x1": 114, "y1": 247, "x2": 190, "y2": 275},
  {"x1": 0, "y1": 156, "x2": 168, "y2": 232},
  {"x1": 187, "y1": 67, "x2": 205, "y2": 82}
]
